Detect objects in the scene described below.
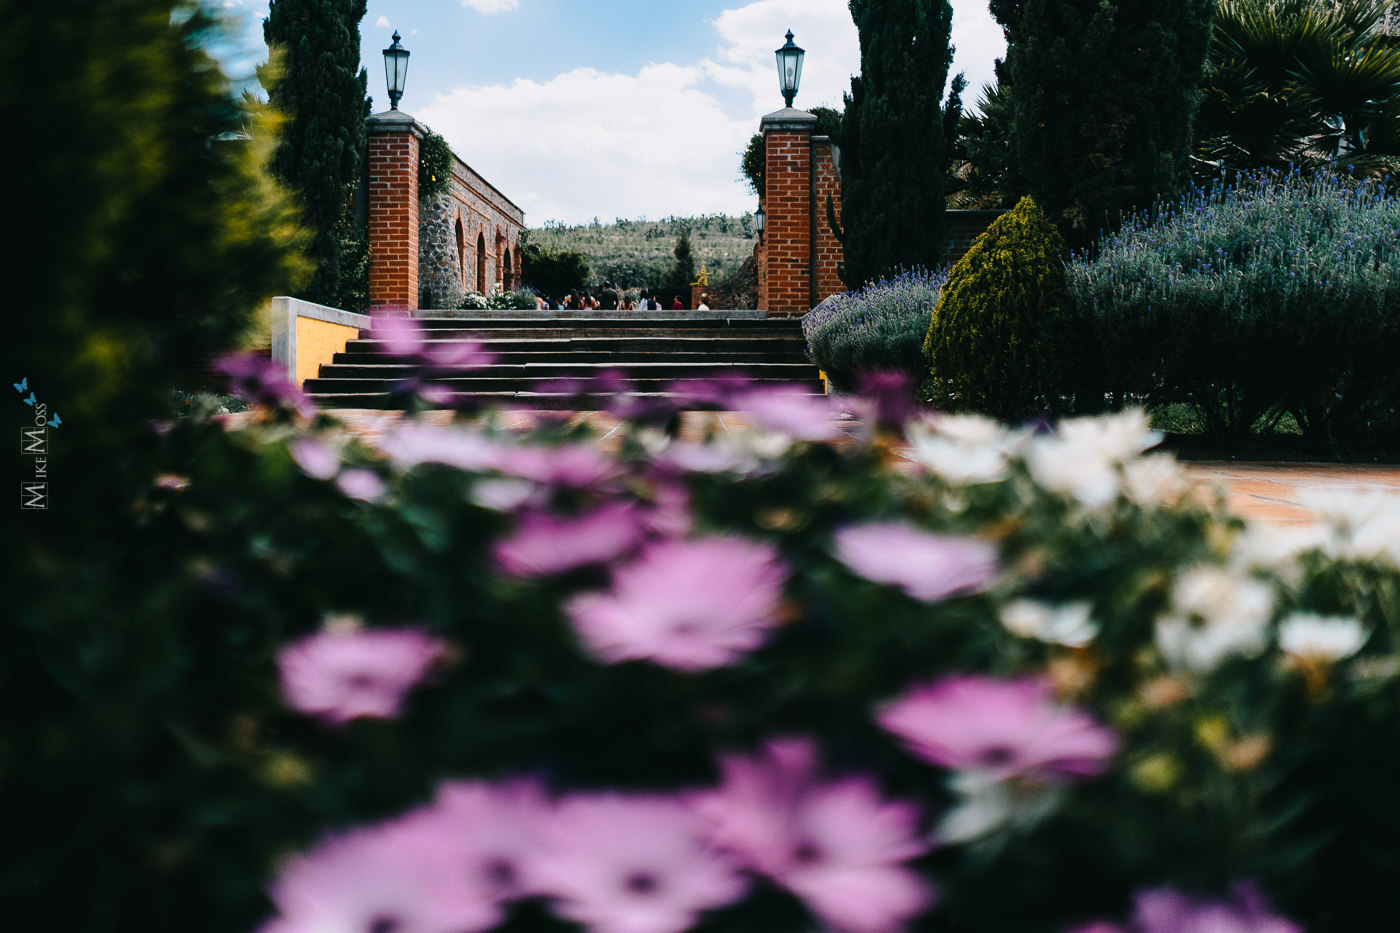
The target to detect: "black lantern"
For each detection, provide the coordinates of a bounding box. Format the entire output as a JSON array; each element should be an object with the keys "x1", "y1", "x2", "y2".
[
  {"x1": 755, "y1": 205, "x2": 766, "y2": 238},
  {"x1": 775, "y1": 30, "x2": 804, "y2": 108},
  {"x1": 383, "y1": 31, "x2": 411, "y2": 110}
]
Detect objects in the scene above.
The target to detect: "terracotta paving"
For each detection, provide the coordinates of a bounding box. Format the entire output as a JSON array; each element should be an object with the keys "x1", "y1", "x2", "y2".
[{"x1": 266, "y1": 409, "x2": 1400, "y2": 528}]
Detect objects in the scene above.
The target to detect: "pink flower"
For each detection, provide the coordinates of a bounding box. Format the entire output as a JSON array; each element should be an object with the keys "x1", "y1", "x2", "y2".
[
  {"x1": 492, "y1": 442, "x2": 622, "y2": 490},
  {"x1": 261, "y1": 814, "x2": 501, "y2": 933},
  {"x1": 290, "y1": 438, "x2": 340, "y2": 480},
  {"x1": 215, "y1": 352, "x2": 314, "y2": 417},
  {"x1": 534, "y1": 793, "x2": 747, "y2": 933},
  {"x1": 696, "y1": 739, "x2": 934, "y2": 933},
  {"x1": 277, "y1": 627, "x2": 445, "y2": 724},
  {"x1": 336, "y1": 468, "x2": 387, "y2": 501},
  {"x1": 1132, "y1": 885, "x2": 1300, "y2": 933},
  {"x1": 371, "y1": 314, "x2": 427, "y2": 357},
  {"x1": 566, "y1": 536, "x2": 788, "y2": 670},
  {"x1": 730, "y1": 385, "x2": 841, "y2": 441},
  {"x1": 379, "y1": 424, "x2": 500, "y2": 472},
  {"x1": 878, "y1": 676, "x2": 1118, "y2": 781},
  {"x1": 431, "y1": 779, "x2": 551, "y2": 902},
  {"x1": 833, "y1": 522, "x2": 999, "y2": 603},
  {"x1": 492, "y1": 502, "x2": 648, "y2": 577}
]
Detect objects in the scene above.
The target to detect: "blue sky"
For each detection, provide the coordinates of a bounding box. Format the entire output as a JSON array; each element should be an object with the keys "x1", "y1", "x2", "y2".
[{"x1": 217, "y1": 1, "x2": 1005, "y2": 225}]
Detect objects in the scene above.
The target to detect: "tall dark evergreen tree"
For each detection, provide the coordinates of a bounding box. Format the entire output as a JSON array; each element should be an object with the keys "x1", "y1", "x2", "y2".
[
  {"x1": 992, "y1": 0, "x2": 1215, "y2": 250},
  {"x1": 835, "y1": 0, "x2": 959, "y2": 288},
  {"x1": 263, "y1": 0, "x2": 371, "y2": 310},
  {"x1": 668, "y1": 230, "x2": 696, "y2": 288}
]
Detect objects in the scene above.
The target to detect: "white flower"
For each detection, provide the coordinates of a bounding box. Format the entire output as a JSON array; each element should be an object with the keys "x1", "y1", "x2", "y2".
[
  {"x1": 1023, "y1": 410, "x2": 1164, "y2": 510},
  {"x1": 1155, "y1": 567, "x2": 1276, "y2": 672},
  {"x1": 1000, "y1": 599, "x2": 1098, "y2": 647},
  {"x1": 906, "y1": 414, "x2": 1024, "y2": 486},
  {"x1": 1230, "y1": 523, "x2": 1329, "y2": 573},
  {"x1": 1121, "y1": 454, "x2": 1187, "y2": 505},
  {"x1": 936, "y1": 772, "x2": 1067, "y2": 844},
  {"x1": 1299, "y1": 488, "x2": 1400, "y2": 565},
  {"x1": 1056, "y1": 409, "x2": 1163, "y2": 463},
  {"x1": 1278, "y1": 613, "x2": 1367, "y2": 662}
]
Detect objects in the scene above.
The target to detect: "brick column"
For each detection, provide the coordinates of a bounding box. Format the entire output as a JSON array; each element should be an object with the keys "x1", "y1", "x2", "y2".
[
  {"x1": 366, "y1": 111, "x2": 424, "y2": 310},
  {"x1": 758, "y1": 108, "x2": 817, "y2": 317}
]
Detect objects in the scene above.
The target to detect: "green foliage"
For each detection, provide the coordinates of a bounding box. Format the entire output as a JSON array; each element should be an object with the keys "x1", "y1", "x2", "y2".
[
  {"x1": 526, "y1": 213, "x2": 755, "y2": 289},
  {"x1": 742, "y1": 108, "x2": 840, "y2": 197},
  {"x1": 667, "y1": 229, "x2": 696, "y2": 288},
  {"x1": 837, "y1": 0, "x2": 960, "y2": 287},
  {"x1": 417, "y1": 126, "x2": 454, "y2": 201},
  {"x1": 1198, "y1": 0, "x2": 1400, "y2": 179},
  {"x1": 521, "y1": 243, "x2": 591, "y2": 299},
  {"x1": 1067, "y1": 168, "x2": 1400, "y2": 452},
  {"x1": 994, "y1": 0, "x2": 1215, "y2": 249},
  {"x1": 802, "y1": 268, "x2": 948, "y2": 392},
  {"x1": 263, "y1": 0, "x2": 370, "y2": 310},
  {"x1": 924, "y1": 196, "x2": 1075, "y2": 418},
  {"x1": 947, "y1": 80, "x2": 1017, "y2": 209}
]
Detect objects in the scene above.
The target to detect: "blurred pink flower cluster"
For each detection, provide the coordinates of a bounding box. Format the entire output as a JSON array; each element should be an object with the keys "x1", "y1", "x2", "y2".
[{"x1": 261, "y1": 739, "x2": 930, "y2": 933}]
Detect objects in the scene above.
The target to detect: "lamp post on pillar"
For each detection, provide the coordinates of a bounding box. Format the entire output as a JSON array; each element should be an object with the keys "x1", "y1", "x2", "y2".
[
  {"x1": 366, "y1": 32, "x2": 425, "y2": 310},
  {"x1": 757, "y1": 30, "x2": 818, "y2": 316}
]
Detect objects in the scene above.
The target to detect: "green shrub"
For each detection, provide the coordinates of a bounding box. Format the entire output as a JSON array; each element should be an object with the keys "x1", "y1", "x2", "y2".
[
  {"x1": 418, "y1": 126, "x2": 453, "y2": 200},
  {"x1": 924, "y1": 196, "x2": 1076, "y2": 419},
  {"x1": 801, "y1": 268, "x2": 947, "y2": 392},
  {"x1": 1067, "y1": 168, "x2": 1400, "y2": 451}
]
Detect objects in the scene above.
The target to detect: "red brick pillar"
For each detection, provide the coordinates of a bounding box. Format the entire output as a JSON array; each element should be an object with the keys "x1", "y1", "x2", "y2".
[
  {"x1": 758, "y1": 108, "x2": 817, "y2": 317},
  {"x1": 366, "y1": 111, "x2": 424, "y2": 310}
]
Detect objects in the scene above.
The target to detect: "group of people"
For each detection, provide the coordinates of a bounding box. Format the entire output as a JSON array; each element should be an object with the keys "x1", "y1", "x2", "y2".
[{"x1": 533, "y1": 282, "x2": 711, "y2": 312}]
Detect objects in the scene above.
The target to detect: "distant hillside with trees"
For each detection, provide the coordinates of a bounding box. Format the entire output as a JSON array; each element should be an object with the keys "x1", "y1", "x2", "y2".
[{"x1": 524, "y1": 213, "x2": 757, "y2": 290}]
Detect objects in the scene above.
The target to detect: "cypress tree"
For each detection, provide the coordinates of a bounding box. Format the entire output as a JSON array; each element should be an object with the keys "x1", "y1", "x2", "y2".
[
  {"x1": 993, "y1": 0, "x2": 1215, "y2": 250},
  {"x1": 264, "y1": 0, "x2": 371, "y2": 310},
  {"x1": 669, "y1": 230, "x2": 696, "y2": 288},
  {"x1": 836, "y1": 0, "x2": 959, "y2": 288}
]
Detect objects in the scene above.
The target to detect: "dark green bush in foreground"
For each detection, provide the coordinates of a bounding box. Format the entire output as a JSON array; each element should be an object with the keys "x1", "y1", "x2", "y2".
[
  {"x1": 801, "y1": 268, "x2": 947, "y2": 392},
  {"x1": 1068, "y1": 169, "x2": 1400, "y2": 451},
  {"x1": 924, "y1": 196, "x2": 1077, "y2": 419}
]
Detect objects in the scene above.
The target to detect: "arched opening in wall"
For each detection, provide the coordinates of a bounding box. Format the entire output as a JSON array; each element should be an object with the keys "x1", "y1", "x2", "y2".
[
  {"x1": 503, "y1": 246, "x2": 513, "y2": 292},
  {"x1": 455, "y1": 218, "x2": 466, "y2": 289},
  {"x1": 476, "y1": 231, "x2": 487, "y2": 293},
  {"x1": 495, "y1": 233, "x2": 505, "y2": 291},
  {"x1": 513, "y1": 246, "x2": 523, "y2": 291}
]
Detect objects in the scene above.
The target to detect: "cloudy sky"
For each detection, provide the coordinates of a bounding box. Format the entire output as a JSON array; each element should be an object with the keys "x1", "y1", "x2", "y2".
[{"x1": 220, "y1": 0, "x2": 1005, "y2": 226}]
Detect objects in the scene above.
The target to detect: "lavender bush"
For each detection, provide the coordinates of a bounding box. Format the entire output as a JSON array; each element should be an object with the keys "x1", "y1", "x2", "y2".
[
  {"x1": 801, "y1": 268, "x2": 947, "y2": 393},
  {"x1": 9, "y1": 348, "x2": 1400, "y2": 933},
  {"x1": 1067, "y1": 169, "x2": 1400, "y2": 450}
]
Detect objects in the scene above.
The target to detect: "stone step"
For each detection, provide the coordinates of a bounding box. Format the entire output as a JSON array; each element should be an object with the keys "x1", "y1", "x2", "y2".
[
  {"x1": 359, "y1": 329, "x2": 805, "y2": 343},
  {"x1": 306, "y1": 389, "x2": 825, "y2": 412},
  {"x1": 337, "y1": 336, "x2": 812, "y2": 354},
  {"x1": 404, "y1": 315, "x2": 799, "y2": 330},
  {"x1": 306, "y1": 376, "x2": 824, "y2": 394},
  {"x1": 323, "y1": 353, "x2": 806, "y2": 376},
  {"x1": 320, "y1": 359, "x2": 815, "y2": 376}
]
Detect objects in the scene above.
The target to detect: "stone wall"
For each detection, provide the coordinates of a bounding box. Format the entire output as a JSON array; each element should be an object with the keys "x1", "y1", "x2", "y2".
[{"x1": 418, "y1": 191, "x2": 465, "y2": 310}]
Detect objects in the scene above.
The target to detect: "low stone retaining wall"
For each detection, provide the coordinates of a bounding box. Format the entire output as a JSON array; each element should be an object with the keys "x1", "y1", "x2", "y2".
[{"x1": 270, "y1": 297, "x2": 371, "y2": 386}]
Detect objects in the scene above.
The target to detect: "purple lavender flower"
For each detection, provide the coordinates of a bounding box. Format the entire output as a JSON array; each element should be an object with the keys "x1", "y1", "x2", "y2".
[
  {"x1": 565, "y1": 536, "x2": 789, "y2": 670},
  {"x1": 832, "y1": 522, "x2": 999, "y2": 603},
  {"x1": 215, "y1": 352, "x2": 314, "y2": 417},
  {"x1": 492, "y1": 502, "x2": 649, "y2": 578},
  {"x1": 878, "y1": 676, "x2": 1119, "y2": 781},
  {"x1": 276, "y1": 627, "x2": 445, "y2": 724},
  {"x1": 695, "y1": 738, "x2": 935, "y2": 933}
]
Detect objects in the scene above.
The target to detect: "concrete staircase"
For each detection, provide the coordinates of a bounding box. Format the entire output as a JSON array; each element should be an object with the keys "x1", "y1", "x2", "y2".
[{"x1": 304, "y1": 312, "x2": 824, "y2": 410}]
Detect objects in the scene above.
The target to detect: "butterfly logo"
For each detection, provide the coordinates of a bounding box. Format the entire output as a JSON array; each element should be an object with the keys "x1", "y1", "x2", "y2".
[
  {"x1": 47, "y1": 414, "x2": 62, "y2": 428},
  {"x1": 13, "y1": 377, "x2": 27, "y2": 393},
  {"x1": 22, "y1": 392, "x2": 36, "y2": 406}
]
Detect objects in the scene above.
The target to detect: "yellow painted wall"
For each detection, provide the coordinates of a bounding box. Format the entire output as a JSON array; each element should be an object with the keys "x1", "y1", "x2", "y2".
[{"x1": 296, "y1": 318, "x2": 360, "y2": 386}]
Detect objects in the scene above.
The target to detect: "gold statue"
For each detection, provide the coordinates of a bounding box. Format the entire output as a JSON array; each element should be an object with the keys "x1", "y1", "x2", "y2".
[{"x1": 691, "y1": 264, "x2": 709, "y2": 287}]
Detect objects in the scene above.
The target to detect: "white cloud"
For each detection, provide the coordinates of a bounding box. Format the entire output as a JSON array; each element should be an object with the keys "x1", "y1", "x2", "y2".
[
  {"x1": 375, "y1": 15, "x2": 391, "y2": 29},
  {"x1": 418, "y1": 0, "x2": 1003, "y2": 225},
  {"x1": 462, "y1": 0, "x2": 520, "y2": 13}
]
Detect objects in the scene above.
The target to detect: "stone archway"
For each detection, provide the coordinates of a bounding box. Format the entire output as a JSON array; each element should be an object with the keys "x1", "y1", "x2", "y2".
[
  {"x1": 455, "y1": 217, "x2": 467, "y2": 290},
  {"x1": 476, "y1": 230, "x2": 488, "y2": 293},
  {"x1": 503, "y1": 245, "x2": 513, "y2": 292}
]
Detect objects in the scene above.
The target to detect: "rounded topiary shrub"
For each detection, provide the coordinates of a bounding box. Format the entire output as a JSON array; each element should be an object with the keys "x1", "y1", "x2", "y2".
[{"x1": 924, "y1": 196, "x2": 1076, "y2": 419}]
